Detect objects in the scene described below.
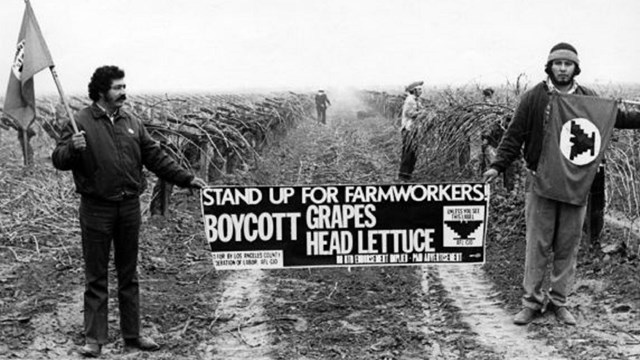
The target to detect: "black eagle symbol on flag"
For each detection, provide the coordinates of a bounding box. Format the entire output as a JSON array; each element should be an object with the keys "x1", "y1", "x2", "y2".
[
  {"x1": 569, "y1": 120, "x2": 595, "y2": 160},
  {"x1": 444, "y1": 221, "x2": 483, "y2": 240}
]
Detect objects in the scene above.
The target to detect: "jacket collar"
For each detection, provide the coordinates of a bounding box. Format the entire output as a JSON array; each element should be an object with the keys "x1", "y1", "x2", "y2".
[{"x1": 90, "y1": 102, "x2": 124, "y2": 121}]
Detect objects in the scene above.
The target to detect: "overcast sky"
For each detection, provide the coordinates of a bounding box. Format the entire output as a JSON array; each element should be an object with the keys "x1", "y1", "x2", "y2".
[{"x1": 1, "y1": 0, "x2": 640, "y2": 95}]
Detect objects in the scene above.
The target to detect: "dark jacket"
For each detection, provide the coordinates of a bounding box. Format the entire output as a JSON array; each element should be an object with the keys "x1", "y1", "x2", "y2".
[
  {"x1": 491, "y1": 81, "x2": 640, "y2": 172},
  {"x1": 315, "y1": 93, "x2": 330, "y2": 108},
  {"x1": 52, "y1": 103, "x2": 194, "y2": 202}
]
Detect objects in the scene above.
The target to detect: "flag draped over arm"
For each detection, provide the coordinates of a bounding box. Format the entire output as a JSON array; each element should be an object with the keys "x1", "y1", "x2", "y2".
[
  {"x1": 3, "y1": 1, "x2": 54, "y2": 130},
  {"x1": 533, "y1": 93, "x2": 618, "y2": 206}
]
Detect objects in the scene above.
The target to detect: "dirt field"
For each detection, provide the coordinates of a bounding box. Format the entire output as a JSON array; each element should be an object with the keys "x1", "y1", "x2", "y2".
[{"x1": 1, "y1": 92, "x2": 639, "y2": 359}]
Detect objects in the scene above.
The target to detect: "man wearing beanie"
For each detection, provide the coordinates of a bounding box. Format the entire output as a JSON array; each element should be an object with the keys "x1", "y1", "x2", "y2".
[
  {"x1": 482, "y1": 42, "x2": 640, "y2": 326},
  {"x1": 544, "y1": 43, "x2": 606, "y2": 243}
]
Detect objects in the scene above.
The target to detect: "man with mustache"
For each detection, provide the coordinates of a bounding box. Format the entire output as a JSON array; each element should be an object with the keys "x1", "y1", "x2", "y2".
[
  {"x1": 483, "y1": 43, "x2": 640, "y2": 326},
  {"x1": 52, "y1": 65, "x2": 207, "y2": 357}
]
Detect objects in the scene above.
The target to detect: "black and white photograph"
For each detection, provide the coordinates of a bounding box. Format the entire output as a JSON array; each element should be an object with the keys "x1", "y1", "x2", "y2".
[{"x1": 1, "y1": 0, "x2": 640, "y2": 359}]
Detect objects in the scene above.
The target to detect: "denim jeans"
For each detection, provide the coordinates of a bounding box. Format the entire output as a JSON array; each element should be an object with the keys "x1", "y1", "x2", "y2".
[{"x1": 79, "y1": 196, "x2": 141, "y2": 344}]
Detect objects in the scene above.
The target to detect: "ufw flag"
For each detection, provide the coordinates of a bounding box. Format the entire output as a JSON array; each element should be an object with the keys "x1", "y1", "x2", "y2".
[
  {"x1": 533, "y1": 93, "x2": 618, "y2": 206},
  {"x1": 3, "y1": 1, "x2": 54, "y2": 130}
]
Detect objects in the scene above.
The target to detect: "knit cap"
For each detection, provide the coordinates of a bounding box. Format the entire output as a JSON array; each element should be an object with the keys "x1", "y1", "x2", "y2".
[{"x1": 547, "y1": 42, "x2": 579, "y2": 65}]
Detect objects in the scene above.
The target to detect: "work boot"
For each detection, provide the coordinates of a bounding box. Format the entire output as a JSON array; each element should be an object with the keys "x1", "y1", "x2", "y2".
[
  {"x1": 513, "y1": 307, "x2": 538, "y2": 325},
  {"x1": 78, "y1": 343, "x2": 101, "y2": 358},
  {"x1": 552, "y1": 305, "x2": 577, "y2": 325},
  {"x1": 124, "y1": 336, "x2": 161, "y2": 351}
]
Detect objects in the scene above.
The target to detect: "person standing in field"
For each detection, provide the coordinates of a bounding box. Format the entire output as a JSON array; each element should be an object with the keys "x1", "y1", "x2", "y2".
[
  {"x1": 483, "y1": 42, "x2": 640, "y2": 326},
  {"x1": 51, "y1": 65, "x2": 207, "y2": 357},
  {"x1": 398, "y1": 80, "x2": 424, "y2": 181},
  {"x1": 481, "y1": 114, "x2": 515, "y2": 191},
  {"x1": 315, "y1": 89, "x2": 331, "y2": 124}
]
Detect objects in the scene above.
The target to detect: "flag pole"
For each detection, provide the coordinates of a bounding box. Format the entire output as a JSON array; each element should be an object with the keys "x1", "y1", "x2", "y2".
[
  {"x1": 48, "y1": 65, "x2": 79, "y2": 133},
  {"x1": 21, "y1": 127, "x2": 29, "y2": 166}
]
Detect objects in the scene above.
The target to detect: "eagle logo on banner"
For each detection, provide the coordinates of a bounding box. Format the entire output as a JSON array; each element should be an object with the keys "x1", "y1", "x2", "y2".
[
  {"x1": 559, "y1": 118, "x2": 601, "y2": 166},
  {"x1": 442, "y1": 205, "x2": 485, "y2": 247}
]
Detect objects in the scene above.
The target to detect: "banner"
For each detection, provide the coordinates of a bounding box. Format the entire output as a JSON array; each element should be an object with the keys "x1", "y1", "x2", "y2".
[
  {"x1": 201, "y1": 183, "x2": 489, "y2": 270},
  {"x1": 3, "y1": 1, "x2": 54, "y2": 129},
  {"x1": 534, "y1": 94, "x2": 618, "y2": 205}
]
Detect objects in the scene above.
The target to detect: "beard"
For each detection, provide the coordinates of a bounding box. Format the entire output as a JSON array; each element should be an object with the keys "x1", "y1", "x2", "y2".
[{"x1": 550, "y1": 73, "x2": 574, "y2": 87}]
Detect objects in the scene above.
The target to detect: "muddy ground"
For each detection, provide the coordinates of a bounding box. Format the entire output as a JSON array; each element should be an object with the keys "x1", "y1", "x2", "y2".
[{"x1": 1, "y1": 93, "x2": 639, "y2": 359}]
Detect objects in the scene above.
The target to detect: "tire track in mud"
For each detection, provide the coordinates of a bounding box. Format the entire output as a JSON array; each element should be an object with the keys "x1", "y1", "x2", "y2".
[
  {"x1": 428, "y1": 265, "x2": 567, "y2": 360},
  {"x1": 198, "y1": 269, "x2": 274, "y2": 360}
]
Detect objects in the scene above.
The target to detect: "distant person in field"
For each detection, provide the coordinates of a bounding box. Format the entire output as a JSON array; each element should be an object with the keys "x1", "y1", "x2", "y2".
[
  {"x1": 315, "y1": 89, "x2": 331, "y2": 124},
  {"x1": 51, "y1": 65, "x2": 206, "y2": 357},
  {"x1": 481, "y1": 115, "x2": 515, "y2": 190},
  {"x1": 482, "y1": 87, "x2": 495, "y2": 101},
  {"x1": 483, "y1": 42, "x2": 640, "y2": 326},
  {"x1": 398, "y1": 80, "x2": 424, "y2": 181}
]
